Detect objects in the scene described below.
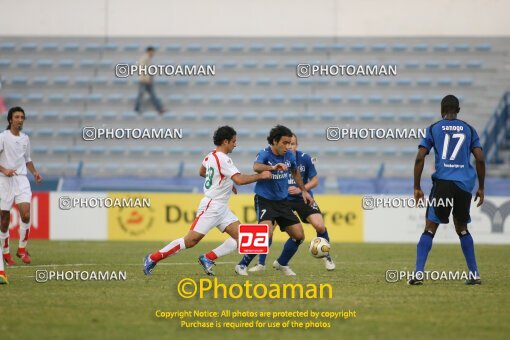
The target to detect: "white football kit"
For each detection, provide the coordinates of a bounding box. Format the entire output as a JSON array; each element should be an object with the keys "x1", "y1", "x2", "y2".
[
  {"x1": 190, "y1": 150, "x2": 241, "y2": 235},
  {"x1": 0, "y1": 130, "x2": 33, "y2": 211}
]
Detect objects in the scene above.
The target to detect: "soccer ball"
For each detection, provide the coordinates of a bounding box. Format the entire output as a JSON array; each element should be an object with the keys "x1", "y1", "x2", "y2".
[{"x1": 309, "y1": 237, "x2": 330, "y2": 258}]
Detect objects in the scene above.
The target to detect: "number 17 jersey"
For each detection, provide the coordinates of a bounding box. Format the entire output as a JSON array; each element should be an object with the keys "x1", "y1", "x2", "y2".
[
  {"x1": 419, "y1": 118, "x2": 482, "y2": 193},
  {"x1": 202, "y1": 150, "x2": 240, "y2": 203}
]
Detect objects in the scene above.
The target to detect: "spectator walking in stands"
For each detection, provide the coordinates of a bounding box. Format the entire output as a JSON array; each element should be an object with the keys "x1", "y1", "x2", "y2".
[{"x1": 134, "y1": 46, "x2": 165, "y2": 114}]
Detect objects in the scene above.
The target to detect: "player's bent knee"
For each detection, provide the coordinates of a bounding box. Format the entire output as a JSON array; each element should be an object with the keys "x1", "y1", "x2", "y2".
[{"x1": 314, "y1": 224, "x2": 326, "y2": 234}]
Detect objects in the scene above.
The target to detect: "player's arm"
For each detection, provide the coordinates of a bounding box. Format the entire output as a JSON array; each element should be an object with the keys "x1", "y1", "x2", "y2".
[
  {"x1": 288, "y1": 175, "x2": 318, "y2": 195},
  {"x1": 472, "y1": 147, "x2": 485, "y2": 207},
  {"x1": 231, "y1": 171, "x2": 272, "y2": 185},
  {"x1": 413, "y1": 147, "x2": 428, "y2": 204},
  {"x1": 26, "y1": 161, "x2": 42, "y2": 183},
  {"x1": 290, "y1": 168, "x2": 314, "y2": 205},
  {"x1": 0, "y1": 165, "x2": 17, "y2": 177},
  {"x1": 253, "y1": 162, "x2": 287, "y2": 173},
  {"x1": 199, "y1": 165, "x2": 206, "y2": 178}
]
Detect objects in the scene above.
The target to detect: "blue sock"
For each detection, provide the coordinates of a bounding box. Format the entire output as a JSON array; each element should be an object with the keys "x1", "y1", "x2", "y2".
[
  {"x1": 415, "y1": 231, "x2": 434, "y2": 273},
  {"x1": 317, "y1": 228, "x2": 330, "y2": 242},
  {"x1": 459, "y1": 231, "x2": 479, "y2": 277},
  {"x1": 258, "y1": 237, "x2": 272, "y2": 265},
  {"x1": 277, "y1": 238, "x2": 301, "y2": 266},
  {"x1": 238, "y1": 254, "x2": 257, "y2": 267}
]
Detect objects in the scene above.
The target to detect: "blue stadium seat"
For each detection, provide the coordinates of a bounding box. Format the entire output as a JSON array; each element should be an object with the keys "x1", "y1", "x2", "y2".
[
  {"x1": 399, "y1": 112, "x2": 415, "y2": 121},
  {"x1": 58, "y1": 128, "x2": 78, "y2": 137},
  {"x1": 437, "y1": 78, "x2": 452, "y2": 86},
  {"x1": 0, "y1": 42, "x2": 15, "y2": 51},
  {"x1": 16, "y1": 59, "x2": 32, "y2": 68},
  {"x1": 419, "y1": 112, "x2": 436, "y2": 121},
  {"x1": 75, "y1": 77, "x2": 91, "y2": 86},
  {"x1": 388, "y1": 96, "x2": 404, "y2": 104},
  {"x1": 382, "y1": 148, "x2": 397, "y2": 156},
  {"x1": 270, "y1": 44, "x2": 286, "y2": 52},
  {"x1": 48, "y1": 94, "x2": 65, "y2": 103},
  {"x1": 368, "y1": 96, "x2": 383, "y2": 104},
  {"x1": 239, "y1": 111, "x2": 255, "y2": 120},
  {"x1": 454, "y1": 44, "x2": 470, "y2": 52},
  {"x1": 446, "y1": 61, "x2": 461, "y2": 69},
  {"x1": 404, "y1": 61, "x2": 419, "y2": 69},
  {"x1": 184, "y1": 44, "x2": 200, "y2": 52},
  {"x1": 32, "y1": 146, "x2": 49, "y2": 154},
  {"x1": 85, "y1": 43, "x2": 101, "y2": 52},
  {"x1": 425, "y1": 60, "x2": 440, "y2": 69},
  {"x1": 53, "y1": 146, "x2": 71, "y2": 155},
  {"x1": 63, "y1": 43, "x2": 79, "y2": 51},
  {"x1": 376, "y1": 79, "x2": 391, "y2": 87},
  {"x1": 0, "y1": 59, "x2": 10, "y2": 68},
  {"x1": 21, "y1": 43, "x2": 37, "y2": 51},
  {"x1": 149, "y1": 147, "x2": 165, "y2": 155},
  {"x1": 32, "y1": 77, "x2": 49, "y2": 85},
  {"x1": 413, "y1": 44, "x2": 428, "y2": 52},
  {"x1": 246, "y1": 44, "x2": 263, "y2": 52},
  {"x1": 129, "y1": 147, "x2": 145, "y2": 156},
  {"x1": 340, "y1": 112, "x2": 355, "y2": 121},
  {"x1": 396, "y1": 79, "x2": 412, "y2": 86},
  {"x1": 458, "y1": 78, "x2": 473, "y2": 86},
  {"x1": 207, "y1": 44, "x2": 223, "y2": 52},
  {"x1": 53, "y1": 77, "x2": 70, "y2": 86},
  {"x1": 380, "y1": 112, "x2": 395, "y2": 121},
  {"x1": 433, "y1": 44, "x2": 449, "y2": 52},
  {"x1": 37, "y1": 59, "x2": 53, "y2": 68},
  {"x1": 41, "y1": 42, "x2": 58, "y2": 51},
  {"x1": 250, "y1": 95, "x2": 265, "y2": 103},
  {"x1": 110, "y1": 147, "x2": 125, "y2": 155},
  {"x1": 269, "y1": 95, "x2": 285, "y2": 103},
  {"x1": 291, "y1": 44, "x2": 307, "y2": 52},
  {"x1": 351, "y1": 44, "x2": 366, "y2": 52},
  {"x1": 98, "y1": 60, "x2": 113, "y2": 68},
  {"x1": 37, "y1": 128, "x2": 54, "y2": 137},
  {"x1": 27, "y1": 94, "x2": 44, "y2": 103},
  {"x1": 103, "y1": 43, "x2": 118, "y2": 52},
  {"x1": 69, "y1": 94, "x2": 86, "y2": 103},
  {"x1": 466, "y1": 60, "x2": 483, "y2": 69},
  {"x1": 228, "y1": 44, "x2": 245, "y2": 52},
  {"x1": 313, "y1": 44, "x2": 329, "y2": 52},
  {"x1": 429, "y1": 95, "x2": 442, "y2": 104},
  {"x1": 356, "y1": 79, "x2": 370, "y2": 86},
  {"x1": 409, "y1": 95, "x2": 424, "y2": 104},
  {"x1": 475, "y1": 44, "x2": 491, "y2": 52},
  {"x1": 392, "y1": 44, "x2": 407, "y2": 52},
  {"x1": 80, "y1": 59, "x2": 96, "y2": 68},
  {"x1": 42, "y1": 111, "x2": 59, "y2": 120},
  {"x1": 371, "y1": 44, "x2": 386, "y2": 52},
  {"x1": 92, "y1": 77, "x2": 108, "y2": 85},
  {"x1": 12, "y1": 77, "x2": 29, "y2": 85},
  {"x1": 63, "y1": 111, "x2": 80, "y2": 120},
  {"x1": 243, "y1": 60, "x2": 258, "y2": 68},
  {"x1": 107, "y1": 94, "x2": 124, "y2": 103},
  {"x1": 276, "y1": 78, "x2": 292, "y2": 86},
  {"x1": 58, "y1": 59, "x2": 75, "y2": 68},
  {"x1": 360, "y1": 112, "x2": 375, "y2": 120},
  {"x1": 101, "y1": 111, "x2": 117, "y2": 119},
  {"x1": 210, "y1": 95, "x2": 224, "y2": 104},
  {"x1": 416, "y1": 79, "x2": 432, "y2": 86},
  {"x1": 347, "y1": 95, "x2": 363, "y2": 103},
  {"x1": 331, "y1": 43, "x2": 345, "y2": 51},
  {"x1": 5, "y1": 93, "x2": 22, "y2": 101},
  {"x1": 263, "y1": 60, "x2": 278, "y2": 69},
  {"x1": 123, "y1": 43, "x2": 140, "y2": 52},
  {"x1": 328, "y1": 95, "x2": 342, "y2": 103},
  {"x1": 229, "y1": 95, "x2": 244, "y2": 103}
]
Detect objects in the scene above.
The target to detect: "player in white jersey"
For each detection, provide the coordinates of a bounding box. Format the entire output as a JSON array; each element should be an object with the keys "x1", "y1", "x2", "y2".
[
  {"x1": 0, "y1": 107, "x2": 42, "y2": 272},
  {"x1": 143, "y1": 126, "x2": 271, "y2": 276}
]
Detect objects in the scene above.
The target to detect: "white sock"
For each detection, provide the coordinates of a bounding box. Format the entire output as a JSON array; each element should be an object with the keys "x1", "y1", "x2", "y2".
[
  {"x1": 19, "y1": 221, "x2": 30, "y2": 248},
  {"x1": 0, "y1": 253, "x2": 4, "y2": 271},
  {"x1": 210, "y1": 238, "x2": 237, "y2": 259},
  {"x1": 153, "y1": 237, "x2": 186, "y2": 261},
  {"x1": 0, "y1": 230, "x2": 9, "y2": 255}
]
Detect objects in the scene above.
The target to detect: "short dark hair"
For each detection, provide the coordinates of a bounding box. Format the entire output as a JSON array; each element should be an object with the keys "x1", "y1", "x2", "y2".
[
  {"x1": 441, "y1": 95, "x2": 460, "y2": 115},
  {"x1": 146, "y1": 46, "x2": 155, "y2": 52},
  {"x1": 7, "y1": 106, "x2": 25, "y2": 130},
  {"x1": 267, "y1": 125, "x2": 293, "y2": 145},
  {"x1": 213, "y1": 126, "x2": 236, "y2": 146}
]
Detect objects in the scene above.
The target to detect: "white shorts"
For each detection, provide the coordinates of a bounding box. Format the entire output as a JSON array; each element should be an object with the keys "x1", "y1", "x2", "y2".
[
  {"x1": 0, "y1": 175, "x2": 32, "y2": 211},
  {"x1": 190, "y1": 197, "x2": 238, "y2": 235}
]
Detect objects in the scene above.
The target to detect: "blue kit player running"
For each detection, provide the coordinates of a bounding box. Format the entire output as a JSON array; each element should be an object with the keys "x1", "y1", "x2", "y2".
[
  {"x1": 248, "y1": 133, "x2": 335, "y2": 272},
  {"x1": 410, "y1": 95, "x2": 485, "y2": 285},
  {"x1": 235, "y1": 125, "x2": 314, "y2": 276}
]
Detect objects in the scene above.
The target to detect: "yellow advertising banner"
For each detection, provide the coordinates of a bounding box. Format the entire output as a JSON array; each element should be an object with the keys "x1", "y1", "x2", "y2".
[{"x1": 108, "y1": 193, "x2": 363, "y2": 242}]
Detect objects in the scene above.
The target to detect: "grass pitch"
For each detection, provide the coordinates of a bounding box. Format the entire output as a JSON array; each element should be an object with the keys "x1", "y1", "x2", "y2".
[{"x1": 1, "y1": 240, "x2": 509, "y2": 339}]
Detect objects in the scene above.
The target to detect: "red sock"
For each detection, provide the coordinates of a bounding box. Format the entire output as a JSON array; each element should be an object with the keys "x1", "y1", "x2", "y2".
[
  {"x1": 18, "y1": 247, "x2": 26, "y2": 255},
  {"x1": 205, "y1": 251, "x2": 218, "y2": 261},
  {"x1": 150, "y1": 244, "x2": 181, "y2": 262}
]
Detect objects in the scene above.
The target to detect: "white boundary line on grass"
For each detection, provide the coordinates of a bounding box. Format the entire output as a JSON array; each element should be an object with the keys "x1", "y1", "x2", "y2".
[{"x1": 6, "y1": 261, "x2": 239, "y2": 269}]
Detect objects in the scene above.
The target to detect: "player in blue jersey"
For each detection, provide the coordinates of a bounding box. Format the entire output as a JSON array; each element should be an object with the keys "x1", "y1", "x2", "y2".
[
  {"x1": 410, "y1": 95, "x2": 485, "y2": 285},
  {"x1": 248, "y1": 133, "x2": 335, "y2": 272},
  {"x1": 235, "y1": 125, "x2": 314, "y2": 276}
]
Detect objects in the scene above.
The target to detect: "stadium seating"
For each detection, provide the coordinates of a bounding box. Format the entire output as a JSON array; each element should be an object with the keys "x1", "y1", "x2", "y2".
[{"x1": 0, "y1": 37, "x2": 508, "y2": 192}]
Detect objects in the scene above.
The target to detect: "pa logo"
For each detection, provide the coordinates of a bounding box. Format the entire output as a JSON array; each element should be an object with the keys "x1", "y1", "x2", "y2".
[{"x1": 480, "y1": 200, "x2": 510, "y2": 233}]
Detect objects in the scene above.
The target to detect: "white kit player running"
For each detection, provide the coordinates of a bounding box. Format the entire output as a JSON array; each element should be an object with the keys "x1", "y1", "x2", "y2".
[
  {"x1": 0, "y1": 106, "x2": 43, "y2": 274},
  {"x1": 143, "y1": 126, "x2": 271, "y2": 276}
]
